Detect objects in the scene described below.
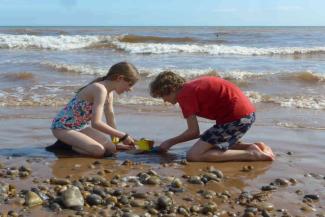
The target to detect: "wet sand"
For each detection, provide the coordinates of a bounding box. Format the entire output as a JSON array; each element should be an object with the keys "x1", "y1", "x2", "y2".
[{"x1": 0, "y1": 106, "x2": 324, "y2": 216}]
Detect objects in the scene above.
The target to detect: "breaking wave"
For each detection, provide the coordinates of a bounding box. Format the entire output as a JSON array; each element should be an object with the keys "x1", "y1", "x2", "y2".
[{"x1": 1, "y1": 33, "x2": 325, "y2": 56}]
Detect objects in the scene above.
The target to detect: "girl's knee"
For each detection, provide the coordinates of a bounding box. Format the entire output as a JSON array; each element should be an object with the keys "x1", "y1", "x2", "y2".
[
  {"x1": 103, "y1": 142, "x2": 117, "y2": 154},
  {"x1": 89, "y1": 145, "x2": 106, "y2": 158}
]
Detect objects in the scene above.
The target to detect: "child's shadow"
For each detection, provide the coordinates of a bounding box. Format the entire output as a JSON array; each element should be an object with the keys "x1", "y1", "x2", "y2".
[{"x1": 45, "y1": 140, "x2": 81, "y2": 157}]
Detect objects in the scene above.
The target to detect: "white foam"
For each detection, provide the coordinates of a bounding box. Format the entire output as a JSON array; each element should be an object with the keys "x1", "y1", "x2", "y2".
[
  {"x1": 2, "y1": 33, "x2": 325, "y2": 56},
  {"x1": 113, "y1": 41, "x2": 325, "y2": 56},
  {"x1": 0, "y1": 34, "x2": 115, "y2": 50},
  {"x1": 116, "y1": 96, "x2": 164, "y2": 106},
  {"x1": 41, "y1": 61, "x2": 107, "y2": 75},
  {"x1": 245, "y1": 91, "x2": 325, "y2": 110},
  {"x1": 0, "y1": 90, "x2": 8, "y2": 98}
]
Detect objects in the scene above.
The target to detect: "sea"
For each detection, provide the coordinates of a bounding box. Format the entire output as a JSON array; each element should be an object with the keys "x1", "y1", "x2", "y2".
[{"x1": 0, "y1": 26, "x2": 325, "y2": 161}]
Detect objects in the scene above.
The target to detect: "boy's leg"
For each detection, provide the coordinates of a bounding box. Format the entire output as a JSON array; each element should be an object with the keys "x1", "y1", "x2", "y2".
[
  {"x1": 232, "y1": 141, "x2": 275, "y2": 158},
  {"x1": 186, "y1": 139, "x2": 273, "y2": 162},
  {"x1": 52, "y1": 128, "x2": 107, "y2": 157}
]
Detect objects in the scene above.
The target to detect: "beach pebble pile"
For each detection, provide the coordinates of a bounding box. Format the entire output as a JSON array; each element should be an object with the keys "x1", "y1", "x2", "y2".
[{"x1": 0, "y1": 160, "x2": 324, "y2": 217}]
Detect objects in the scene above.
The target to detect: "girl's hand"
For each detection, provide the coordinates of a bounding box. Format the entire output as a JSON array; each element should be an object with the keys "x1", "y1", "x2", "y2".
[{"x1": 159, "y1": 140, "x2": 174, "y2": 153}]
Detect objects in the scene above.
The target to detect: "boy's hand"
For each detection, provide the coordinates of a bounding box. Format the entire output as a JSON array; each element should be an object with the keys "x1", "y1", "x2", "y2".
[
  {"x1": 159, "y1": 140, "x2": 174, "y2": 153},
  {"x1": 123, "y1": 135, "x2": 135, "y2": 148}
]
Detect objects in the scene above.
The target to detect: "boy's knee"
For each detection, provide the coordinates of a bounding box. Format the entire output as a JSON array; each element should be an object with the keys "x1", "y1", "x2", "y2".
[{"x1": 186, "y1": 152, "x2": 201, "y2": 162}]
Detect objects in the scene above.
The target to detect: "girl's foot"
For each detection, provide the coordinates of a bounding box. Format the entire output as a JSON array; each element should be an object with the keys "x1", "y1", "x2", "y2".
[
  {"x1": 247, "y1": 144, "x2": 274, "y2": 161},
  {"x1": 254, "y1": 142, "x2": 275, "y2": 158}
]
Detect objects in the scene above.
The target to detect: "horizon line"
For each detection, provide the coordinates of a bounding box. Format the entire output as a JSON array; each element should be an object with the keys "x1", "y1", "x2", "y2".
[{"x1": 1, "y1": 25, "x2": 325, "y2": 27}]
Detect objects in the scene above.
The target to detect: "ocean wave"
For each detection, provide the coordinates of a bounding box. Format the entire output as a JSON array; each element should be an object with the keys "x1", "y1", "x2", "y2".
[
  {"x1": 2, "y1": 72, "x2": 35, "y2": 81},
  {"x1": 276, "y1": 122, "x2": 325, "y2": 130},
  {"x1": 114, "y1": 42, "x2": 325, "y2": 56},
  {"x1": 1, "y1": 33, "x2": 325, "y2": 56},
  {"x1": 0, "y1": 34, "x2": 115, "y2": 50},
  {"x1": 119, "y1": 34, "x2": 196, "y2": 43},
  {"x1": 40, "y1": 62, "x2": 264, "y2": 80},
  {"x1": 246, "y1": 91, "x2": 325, "y2": 110},
  {"x1": 40, "y1": 62, "x2": 325, "y2": 84},
  {"x1": 279, "y1": 70, "x2": 325, "y2": 82},
  {"x1": 41, "y1": 62, "x2": 107, "y2": 75},
  {"x1": 1, "y1": 83, "x2": 324, "y2": 110}
]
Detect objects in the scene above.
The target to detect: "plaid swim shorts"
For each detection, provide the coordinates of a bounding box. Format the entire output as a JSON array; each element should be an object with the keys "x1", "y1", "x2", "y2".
[{"x1": 200, "y1": 112, "x2": 256, "y2": 151}]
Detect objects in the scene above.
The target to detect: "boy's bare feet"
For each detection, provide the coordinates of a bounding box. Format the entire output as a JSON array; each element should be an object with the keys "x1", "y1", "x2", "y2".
[
  {"x1": 254, "y1": 142, "x2": 275, "y2": 159},
  {"x1": 116, "y1": 144, "x2": 134, "y2": 150},
  {"x1": 247, "y1": 144, "x2": 274, "y2": 161}
]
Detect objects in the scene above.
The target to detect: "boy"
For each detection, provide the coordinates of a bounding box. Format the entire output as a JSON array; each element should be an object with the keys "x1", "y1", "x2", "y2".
[{"x1": 150, "y1": 71, "x2": 274, "y2": 162}]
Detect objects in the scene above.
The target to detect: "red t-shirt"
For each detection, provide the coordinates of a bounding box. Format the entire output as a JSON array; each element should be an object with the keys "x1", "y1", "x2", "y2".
[{"x1": 176, "y1": 76, "x2": 255, "y2": 124}]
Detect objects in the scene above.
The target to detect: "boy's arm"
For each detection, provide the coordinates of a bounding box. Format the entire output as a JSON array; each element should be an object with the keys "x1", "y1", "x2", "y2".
[{"x1": 159, "y1": 115, "x2": 200, "y2": 152}]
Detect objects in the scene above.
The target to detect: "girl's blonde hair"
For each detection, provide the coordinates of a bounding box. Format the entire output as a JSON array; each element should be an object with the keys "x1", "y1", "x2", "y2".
[
  {"x1": 150, "y1": 71, "x2": 186, "y2": 98},
  {"x1": 77, "y1": 62, "x2": 139, "y2": 93}
]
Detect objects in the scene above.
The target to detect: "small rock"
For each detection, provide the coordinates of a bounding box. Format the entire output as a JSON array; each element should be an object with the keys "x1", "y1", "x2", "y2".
[
  {"x1": 304, "y1": 194, "x2": 320, "y2": 201},
  {"x1": 157, "y1": 196, "x2": 172, "y2": 210},
  {"x1": 188, "y1": 176, "x2": 204, "y2": 185},
  {"x1": 25, "y1": 191, "x2": 43, "y2": 207},
  {"x1": 61, "y1": 186, "x2": 84, "y2": 208}
]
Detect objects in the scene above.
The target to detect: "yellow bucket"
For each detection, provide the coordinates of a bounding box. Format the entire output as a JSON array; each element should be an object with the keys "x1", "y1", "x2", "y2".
[{"x1": 135, "y1": 139, "x2": 154, "y2": 151}]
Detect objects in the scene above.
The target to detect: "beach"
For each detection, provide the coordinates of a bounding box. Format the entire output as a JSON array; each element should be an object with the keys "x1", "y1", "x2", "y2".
[{"x1": 0, "y1": 26, "x2": 324, "y2": 216}]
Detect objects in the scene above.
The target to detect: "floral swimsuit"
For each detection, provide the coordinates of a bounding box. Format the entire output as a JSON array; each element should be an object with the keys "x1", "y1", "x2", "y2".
[{"x1": 51, "y1": 95, "x2": 93, "y2": 131}]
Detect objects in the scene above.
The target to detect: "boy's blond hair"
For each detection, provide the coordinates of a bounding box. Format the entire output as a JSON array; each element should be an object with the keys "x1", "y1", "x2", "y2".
[{"x1": 150, "y1": 71, "x2": 186, "y2": 98}]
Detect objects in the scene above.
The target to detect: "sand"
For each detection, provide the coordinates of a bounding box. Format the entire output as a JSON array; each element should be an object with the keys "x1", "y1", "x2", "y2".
[{"x1": 0, "y1": 106, "x2": 324, "y2": 216}]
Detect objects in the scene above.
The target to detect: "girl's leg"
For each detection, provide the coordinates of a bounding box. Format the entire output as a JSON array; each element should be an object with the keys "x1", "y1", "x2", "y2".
[
  {"x1": 80, "y1": 127, "x2": 133, "y2": 151},
  {"x1": 79, "y1": 127, "x2": 117, "y2": 154},
  {"x1": 186, "y1": 139, "x2": 274, "y2": 162},
  {"x1": 52, "y1": 128, "x2": 110, "y2": 157}
]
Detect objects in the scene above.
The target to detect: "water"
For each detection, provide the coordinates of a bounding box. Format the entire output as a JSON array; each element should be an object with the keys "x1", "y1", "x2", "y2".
[{"x1": 0, "y1": 26, "x2": 325, "y2": 152}]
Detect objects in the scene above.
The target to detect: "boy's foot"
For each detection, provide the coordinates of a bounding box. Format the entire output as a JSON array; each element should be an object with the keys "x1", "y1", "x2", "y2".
[
  {"x1": 254, "y1": 142, "x2": 275, "y2": 159},
  {"x1": 116, "y1": 144, "x2": 134, "y2": 150},
  {"x1": 247, "y1": 144, "x2": 274, "y2": 161}
]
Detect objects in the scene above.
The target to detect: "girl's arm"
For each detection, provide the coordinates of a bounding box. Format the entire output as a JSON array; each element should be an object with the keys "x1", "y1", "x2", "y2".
[
  {"x1": 159, "y1": 115, "x2": 200, "y2": 152},
  {"x1": 90, "y1": 84, "x2": 126, "y2": 138},
  {"x1": 104, "y1": 92, "x2": 117, "y2": 139}
]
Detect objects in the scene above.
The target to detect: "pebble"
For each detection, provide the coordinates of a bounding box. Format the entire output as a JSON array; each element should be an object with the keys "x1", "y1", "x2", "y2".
[
  {"x1": 157, "y1": 196, "x2": 173, "y2": 210},
  {"x1": 201, "y1": 202, "x2": 217, "y2": 214},
  {"x1": 257, "y1": 202, "x2": 275, "y2": 211},
  {"x1": 242, "y1": 165, "x2": 254, "y2": 172},
  {"x1": 274, "y1": 178, "x2": 291, "y2": 186},
  {"x1": 301, "y1": 205, "x2": 317, "y2": 212},
  {"x1": 261, "y1": 185, "x2": 277, "y2": 191},
  {"x1": 50, "y1": 177, "x2": 71, "y2": 185},
  {"x1": 61, "y1": 186, "x2": 84, "y2": 208},
  {"x1": 25, "y1": 191, "x2": 43, "y2": 207},
  {"x1": 86, "y1": 194, "x2": 103, "y2": 206},
  {"x1": 304, "y1": 194, "x2": 320, "y2": 201},
  {"x1": 146, "y1": 176, "x2": 160, "y2": 185},
  {"x1": 188, "y1": 176, "x2": 204, "y2": 185},
  {"x1": 171, "y1": 178, "x2": 182, "y2": 188}
]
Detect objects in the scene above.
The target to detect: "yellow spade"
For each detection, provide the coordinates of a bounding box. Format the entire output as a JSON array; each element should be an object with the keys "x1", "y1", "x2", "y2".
[
  {"x1": 135, "y1": 138, "x2": 154, "y2": 151},
  {"x1": 112, "y1": 137, "x2": 154, "y2": 151}
]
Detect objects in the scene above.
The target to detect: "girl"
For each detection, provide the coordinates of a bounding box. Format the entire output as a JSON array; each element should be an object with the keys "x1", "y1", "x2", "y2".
[{"x1": 51, "y1": 62, "x2": 139, "y2": 157}]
